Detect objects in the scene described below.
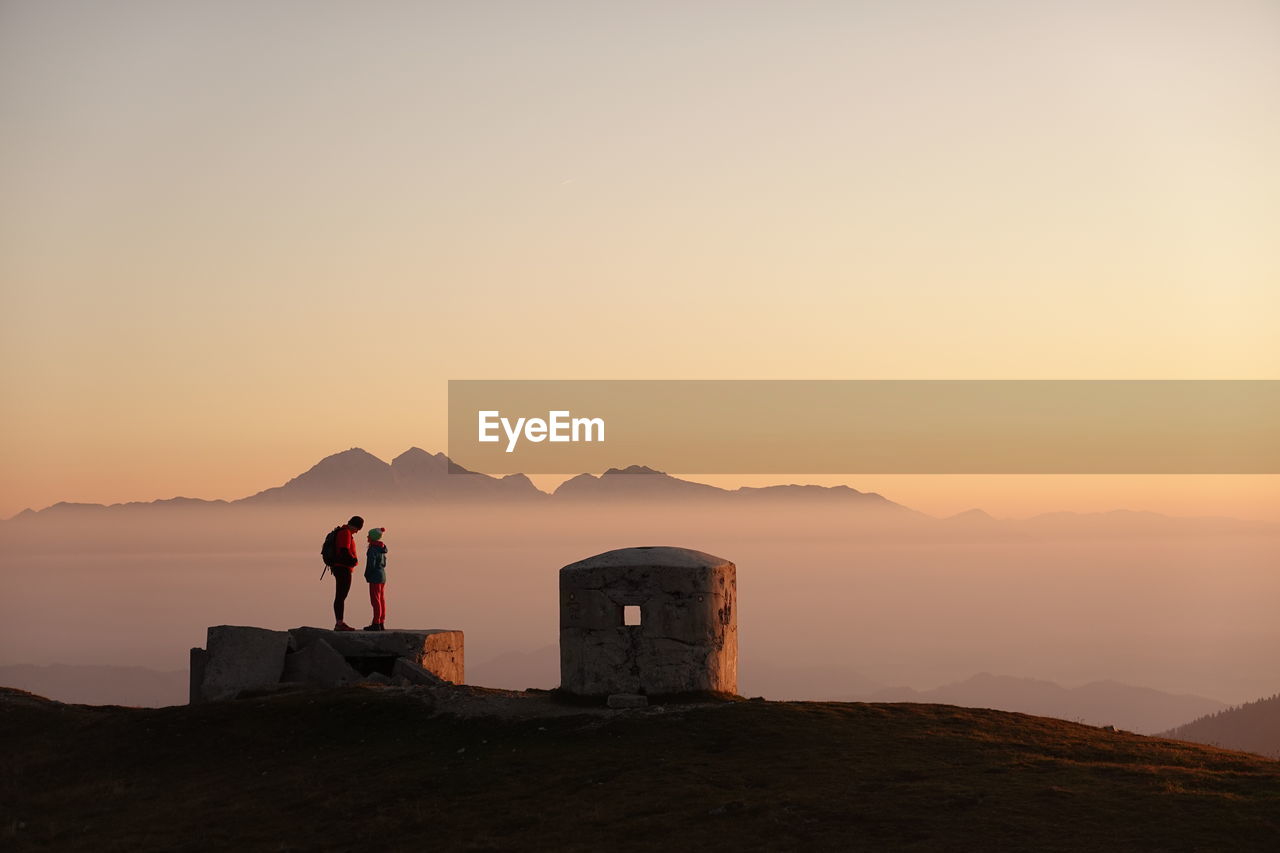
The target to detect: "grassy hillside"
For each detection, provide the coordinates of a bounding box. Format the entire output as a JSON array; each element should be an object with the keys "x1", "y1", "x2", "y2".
[{"x1": 3, "y1": 685, "x2": 1278, "y2": 852}]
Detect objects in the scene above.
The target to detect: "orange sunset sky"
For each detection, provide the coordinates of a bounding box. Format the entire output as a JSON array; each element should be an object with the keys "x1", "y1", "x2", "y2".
[{"x1": 1, "y1": 1, "x2": 1277, "y2": 521}]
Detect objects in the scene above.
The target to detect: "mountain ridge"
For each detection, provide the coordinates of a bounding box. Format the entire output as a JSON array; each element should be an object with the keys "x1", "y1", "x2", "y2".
[
  {"x1": 861, "y1": 672, "x2": 1229, "y2": 734},
  {"x1": 4, "y1": 448, "x2": 918, "y2": 519},
  {"x1": 4, "y1": 448, "x2": 1279, "y2": 537},
  {"x1": 1162, "y1": 693, "x2": 1280, "y2": 758}
]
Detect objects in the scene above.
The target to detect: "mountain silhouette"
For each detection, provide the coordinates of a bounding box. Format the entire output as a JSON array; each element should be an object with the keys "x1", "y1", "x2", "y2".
[
  {"x1": 2, "y1": 450, "x2": 915, "y2": 518},
  {"x1": 733, "y1": 483, "x2": 903, "y2": 508},
  {"x1": 553, "y1": 466, "x2": 909, "y2": 510},
  {"x1": 1162, "y1": 692, "x2": 1280, "y2": 758},
  {"x1": 943, "y1": 508, "x2": 999, "y2": 523},
  {"x1": 863, "y1": 672, "x2": 1228, "y2": 734},
  {"x1": 390, "y1": 448, "x2": 545, "y2": 502},
  {"x1": 243, "y1": 448, "x2": 398, "y2": 503},
  {"x1": 241, "y1": 447, "x2": 545, "y2": 504},
  {"x1": 553, "y1": 465, "x2": 726, "y2": 500},
  {"x1": 5, "y1": 449, "x2": 1279, "y2": 536}
]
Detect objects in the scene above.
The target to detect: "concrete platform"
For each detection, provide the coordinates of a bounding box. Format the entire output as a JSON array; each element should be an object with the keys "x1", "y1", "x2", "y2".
[{"x1": 189, "y1": 625, "x2": 464, "y2": 703}]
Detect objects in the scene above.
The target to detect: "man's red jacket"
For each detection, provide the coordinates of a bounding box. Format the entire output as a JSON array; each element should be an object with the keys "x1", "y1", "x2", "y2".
[{"x1": 333, "y1": 525, "x2": 359, "y2": 569}]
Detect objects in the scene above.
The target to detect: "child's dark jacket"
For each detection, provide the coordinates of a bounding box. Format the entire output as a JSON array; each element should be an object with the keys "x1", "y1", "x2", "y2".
[{"x1": 364, "y1": 541, "x2": 387, "y2": 584}]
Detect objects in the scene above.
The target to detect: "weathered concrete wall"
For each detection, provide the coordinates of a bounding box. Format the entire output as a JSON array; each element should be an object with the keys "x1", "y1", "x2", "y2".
[
  {"x1": 189, "y1": 625, "x2": 464, "y2": 703},
  {"x1": 560, "y1": 546, "x2": 737, "y2": 697},
  {"x1": 281, "y1": 637, "x2": 361, "y2": 688},
  {"x1": 196, "y1": 625, "x2": 292, "y2": 702},
  {"x1": 393, "y1": 657, "x2": 446, "y2": 687},
  {"x1": 189, "y1": 647, "x2": 209, "y2": 705},
  {"x1": 288, "y1": 627, "x2": 464, "y2": 685}
]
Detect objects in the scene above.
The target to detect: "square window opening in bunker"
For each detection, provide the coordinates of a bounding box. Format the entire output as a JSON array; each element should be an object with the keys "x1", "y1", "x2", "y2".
[{"x1": 623, "y1": 605, "x2": 642, "y2": 627}]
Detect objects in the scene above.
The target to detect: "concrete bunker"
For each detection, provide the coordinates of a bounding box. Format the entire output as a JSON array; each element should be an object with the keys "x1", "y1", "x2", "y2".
[
  {"x1": 189, "y1": 625, "x2": 464, "y2": 703},
  {"x1": 559, "y1": 546, "x2": 737, "y2": 697}
]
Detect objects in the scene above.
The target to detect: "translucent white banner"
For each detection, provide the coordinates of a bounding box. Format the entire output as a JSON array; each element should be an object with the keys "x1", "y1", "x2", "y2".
[{"x1": 447, "y1": 380, "x2": 1280, "y2": 474}]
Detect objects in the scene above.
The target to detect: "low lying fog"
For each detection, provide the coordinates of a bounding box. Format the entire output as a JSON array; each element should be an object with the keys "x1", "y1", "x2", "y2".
[{"x1": 1, "y1": 503, "x2": 1276, "y2": 705}]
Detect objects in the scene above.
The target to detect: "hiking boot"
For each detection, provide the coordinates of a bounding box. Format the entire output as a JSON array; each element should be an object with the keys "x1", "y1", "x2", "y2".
[
  {"x1": 363, "y1": 623, "x2": 385, "y2": 632},
  {"x1": 334, "y1": 622, "x2": 356, "y2": 632}
]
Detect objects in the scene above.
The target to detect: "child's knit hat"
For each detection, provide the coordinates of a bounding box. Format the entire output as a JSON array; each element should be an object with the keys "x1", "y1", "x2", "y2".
[{"x1": 368, "y1": 527, "x2": 385, "y2": 541}]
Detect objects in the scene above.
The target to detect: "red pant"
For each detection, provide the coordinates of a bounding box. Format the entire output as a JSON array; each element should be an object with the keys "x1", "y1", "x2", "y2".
[{"x1": 368, "y1": 583, "x2": 386, "y2": 625}]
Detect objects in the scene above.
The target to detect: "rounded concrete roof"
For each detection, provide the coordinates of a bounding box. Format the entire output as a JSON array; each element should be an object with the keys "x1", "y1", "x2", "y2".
[{"x1": 561, "y1": 546, "x2": 733, "y2": 573}]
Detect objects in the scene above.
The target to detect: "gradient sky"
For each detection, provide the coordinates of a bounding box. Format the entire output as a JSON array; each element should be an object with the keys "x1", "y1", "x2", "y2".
[{"x1": 1, "y1": 1, "x2": 1277, "y2": 519}]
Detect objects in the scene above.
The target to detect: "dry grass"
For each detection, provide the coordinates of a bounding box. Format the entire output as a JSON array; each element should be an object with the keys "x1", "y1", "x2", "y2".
[{"x1": 2, "y1": 686, "x2": 1278, "y2": 852}]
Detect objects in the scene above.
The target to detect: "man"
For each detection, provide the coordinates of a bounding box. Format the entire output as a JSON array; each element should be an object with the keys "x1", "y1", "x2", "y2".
[{"x1": 323, "y1": 515, "x2": 363, "y2": 631}]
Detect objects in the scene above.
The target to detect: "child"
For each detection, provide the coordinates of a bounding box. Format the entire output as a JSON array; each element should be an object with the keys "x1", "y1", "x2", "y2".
[{"x1": 363, "y1": 527, "x2": 388, "y2": 631}]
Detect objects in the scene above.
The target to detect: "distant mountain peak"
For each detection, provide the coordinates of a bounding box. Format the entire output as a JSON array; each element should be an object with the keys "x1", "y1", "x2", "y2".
[
  {"x1": 240, "y1": 447, "x2": 395, "y2": 503},
  {"x1": 310, "y1": 447, "x2": 389, "y2": 468},
  {"x1": 553, "y1": 465, "x2": 724, "y2": 500},
  {"x1": 945, "y1": 508, "x2": 997, "y2": 522},
  {"x1": 868, "y1": 672, "x2": 1228, "y2": 734},
  {"x1": 603, "y1": 465, "x2": 666, "y2": 476}
]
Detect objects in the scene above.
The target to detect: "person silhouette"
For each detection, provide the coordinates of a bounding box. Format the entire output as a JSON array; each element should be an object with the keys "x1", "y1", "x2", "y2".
[
  {"x1": 363, "y1": 527, "x2": 388, "y2": 631},
  {"x1": 321, "y1": 515, "x2": 363, "y2": 631}
]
